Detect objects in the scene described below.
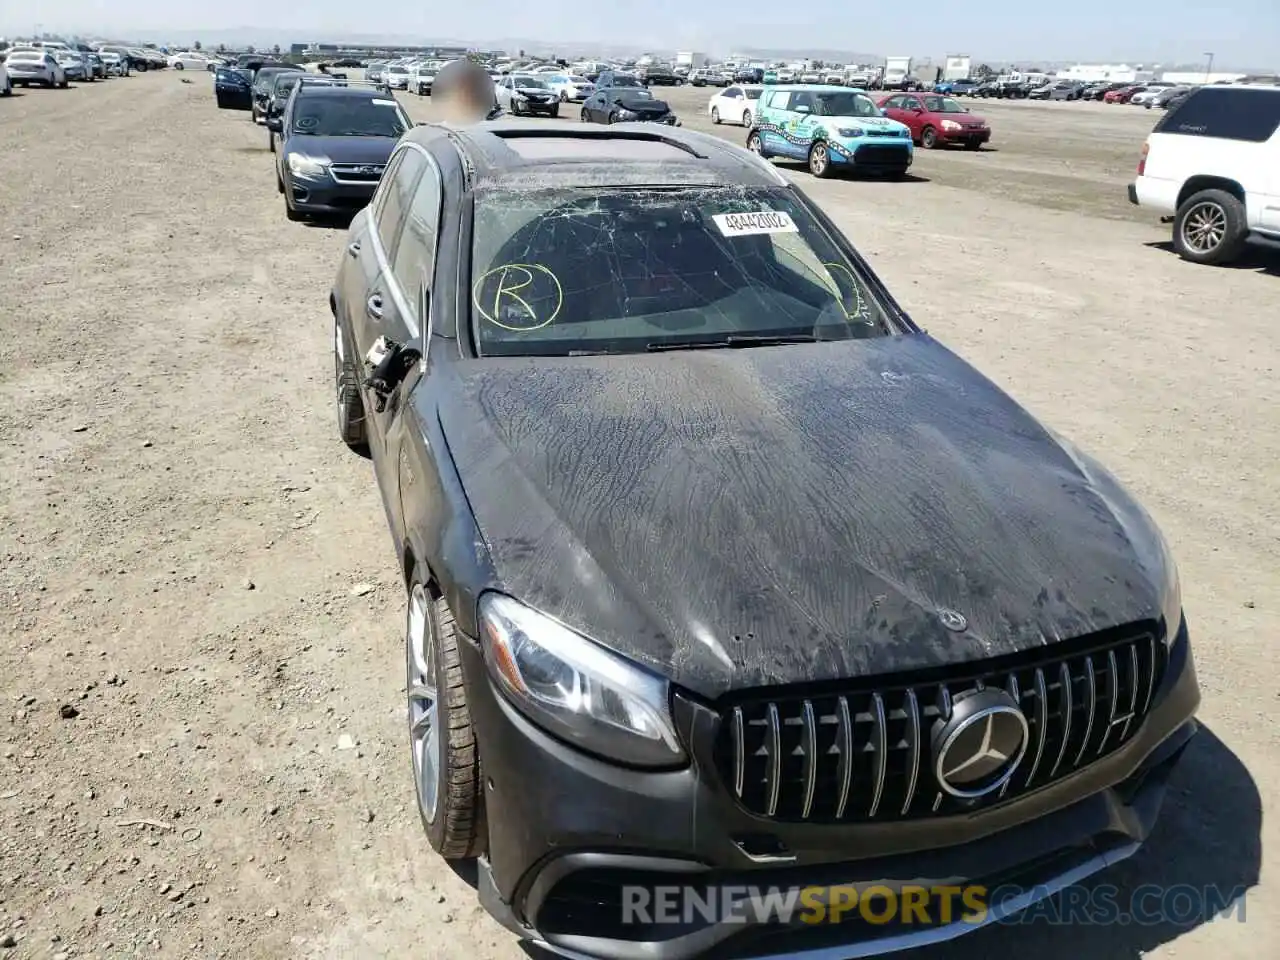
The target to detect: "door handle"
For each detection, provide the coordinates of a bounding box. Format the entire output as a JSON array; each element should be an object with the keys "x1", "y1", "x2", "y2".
[
  {"x1": 366, "y1": 293, "x2": 384, "y2": 320},
  {"x1": 347, "y1": 241, "x2": 361, "y2": 258}
]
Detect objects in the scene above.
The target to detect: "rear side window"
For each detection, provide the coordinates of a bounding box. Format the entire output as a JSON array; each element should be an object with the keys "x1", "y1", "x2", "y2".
[
  {"x1": 1156, "y1": 88, "x2": 1280, "y2": 143},
  {"x1": 376, "y1": 149, "x2": 426, "y2": 260}
]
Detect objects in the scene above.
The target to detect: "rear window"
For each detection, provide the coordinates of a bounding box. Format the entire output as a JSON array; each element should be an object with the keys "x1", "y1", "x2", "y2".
[
  {"x1": 469, "y1": 186, "x2": 894, "y2": 357},
  {"x1": 1155, "y1": 88, "x2": 1280, "y2": 143}
]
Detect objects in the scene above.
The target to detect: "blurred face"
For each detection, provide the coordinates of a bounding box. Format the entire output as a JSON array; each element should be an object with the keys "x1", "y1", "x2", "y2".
[{"x1": 436, "y1": 89, "x2": 491, "y2": 123}]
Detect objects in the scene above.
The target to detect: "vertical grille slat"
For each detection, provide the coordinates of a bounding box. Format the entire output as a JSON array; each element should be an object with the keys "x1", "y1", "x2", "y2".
[
  {"x1": 1074, "y1": 656, "x2": 1099, "y2": 766},
  {"x1": 716, "y1": 624, "x2": 1166, "y2": 824},
  {"x1": 800, "y1": 700, "x2": 817, "y2": 819},
  {"x1": 765, "y1": 703, "x2": 782, "y2": 817},
  {"x1": 901, "y1": 689, "x2": 921, "y2": 815},
  {"x1": 1049, "y1": 661, "x2": 1073, "y2": 778},
  {"x1": 867, "y1": 693, "x2": 888, "y2": 819},
  {"x1": 1024, "y1": 667, "x2": 1049, "y2": 787},
  {"x1": 834, "y1": 696, "x2": 853, "y2": 820},
  {"x1": 731, "y1": 707, "x2": 745, "y2": 798}
]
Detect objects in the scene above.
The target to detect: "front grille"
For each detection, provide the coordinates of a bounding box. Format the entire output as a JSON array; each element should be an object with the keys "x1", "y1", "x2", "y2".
[
  {"x1": 715, "y1": 625, "x2": 1165, "y2": 824},
  {"x1": 852, "y1": 144, "x2": 911, "y2": 166},
  {"x1": 866, "y1": 130, "x2": 901, "y2": 138},
  {"x1": 329, "y1": 163, "x2": 385, "y2": 184}
]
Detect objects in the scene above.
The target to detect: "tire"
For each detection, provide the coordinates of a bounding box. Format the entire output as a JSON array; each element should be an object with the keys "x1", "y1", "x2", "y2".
[
  {"x1": 59, "y1": 79, "x2": 69, "y2": 89},
  {"x1": 560, "y1": 90, "x2": 568, "y2": 102},
  {"x1": 406, "y1": 579, "x2": 485, "y2": 860},
  {"x1": 251, "y1": 105, "x2": 259, "y2": 123},
  {"x1": 747, "y1": 130, "x2": 765, "y2": 156},
  {"x1": 921, "y1": 126, "x2": 939, "y2": 149},
  {"x1": 333, "y1": 315, "x2": 368, "y2": 451},
  {"x1": 550, "y1": 105, "x2": 559, "y2": 118},
  {"x1": 711, "y1": 106, "x2": 721, "y2": 123},
  {"x1": 608, "y1": 110, "x2": 620, "y2": 124},
  {"x1": 808, "y1": 141, "x2": 833, "y2": 178},
  {"x1": 743, "y1": 109, "x2": 752, "y2": 126},
  {"x1": 175, "y1": 62, "x2": 184, "y2": 70},
  {"x1": 1172, "y1": 189, "x2": 1248, "y2": 266},
  {"x1": 276, "y1": 168, "x2": 284, "y2": 194},
  {"x1": 964, "y1": 140, "x2": 982, "y2": 151},
  {"x1": 285, "y1": 201, "x2": 306, "y2": 222},
  {"x1": 580, "y1": 108, "x2": 590, "y2": 122},
  {"x1": 269, "y1": 132, "x2": 275, "y2": 153}
]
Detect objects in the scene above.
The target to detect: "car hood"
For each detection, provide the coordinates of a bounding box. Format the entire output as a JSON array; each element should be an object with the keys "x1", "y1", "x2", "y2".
[
  {"x1": 830, "y1": 115, "x2": 909, "y2": 135},
  {"x1": 283, "y1": 135, "x2": 398, "y2": 164},
  {"x1": 436, "y1": 335, "x2": 1172, "y2": 698}
]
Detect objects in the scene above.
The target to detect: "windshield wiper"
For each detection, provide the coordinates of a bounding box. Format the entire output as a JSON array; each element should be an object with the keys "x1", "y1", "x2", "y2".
[{"x1": 646, "y1": 334, "x2": 819, "y2": 352}]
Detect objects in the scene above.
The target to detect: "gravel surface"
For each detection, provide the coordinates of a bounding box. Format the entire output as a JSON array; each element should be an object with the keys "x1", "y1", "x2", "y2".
[{"x1": 0, "y1": 71, "x2": 1276, "y2": 960}]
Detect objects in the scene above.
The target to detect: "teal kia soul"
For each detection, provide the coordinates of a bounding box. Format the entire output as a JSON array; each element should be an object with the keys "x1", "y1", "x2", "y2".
[{"x1": 748, "y1": 84, "x2": 914, "y2": 179}]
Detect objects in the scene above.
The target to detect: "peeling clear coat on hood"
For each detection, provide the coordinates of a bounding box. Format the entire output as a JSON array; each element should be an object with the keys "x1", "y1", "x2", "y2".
[{"x1": 435, "y1": 335, "x2": 1175, "y2": 699}]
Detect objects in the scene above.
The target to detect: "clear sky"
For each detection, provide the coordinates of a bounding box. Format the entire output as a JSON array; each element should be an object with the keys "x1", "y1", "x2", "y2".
[{"x1": 12, "y1": 0, "x2": 1277, "y2": 69}]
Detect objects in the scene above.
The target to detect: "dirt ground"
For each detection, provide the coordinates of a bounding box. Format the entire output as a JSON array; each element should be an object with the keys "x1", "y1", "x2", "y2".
[{"x1": 0, "y1": 71, "x2": 1276, "y2": 960}]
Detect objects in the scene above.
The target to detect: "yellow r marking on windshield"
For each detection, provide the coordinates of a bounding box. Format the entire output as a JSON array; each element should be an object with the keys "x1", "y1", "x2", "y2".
[
  {"x1": 473, "y1": 263, "x2": 563, "y2": 332},
  {"x1": 494, "y1": 266, "x2": 535, "y2": 322}
]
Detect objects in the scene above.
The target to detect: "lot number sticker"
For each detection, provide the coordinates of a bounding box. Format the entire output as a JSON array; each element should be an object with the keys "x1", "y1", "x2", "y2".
[{"x1": 713, "y1": 211, "x2": 799, "y2": 237}]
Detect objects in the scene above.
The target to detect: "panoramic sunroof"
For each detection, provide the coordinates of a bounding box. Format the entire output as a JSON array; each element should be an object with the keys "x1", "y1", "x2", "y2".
[{"x1": 499, "y1": 137, "x2": 696, "y2": 162}]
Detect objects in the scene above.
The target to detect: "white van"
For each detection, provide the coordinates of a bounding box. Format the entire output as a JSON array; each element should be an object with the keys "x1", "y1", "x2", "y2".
[{"x1": 1129, "y1": 84, "x2": 1280, "y2": 264}]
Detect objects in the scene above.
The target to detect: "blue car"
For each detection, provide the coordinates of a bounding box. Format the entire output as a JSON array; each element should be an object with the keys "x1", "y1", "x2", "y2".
[{"x1": 748, "y1": 84, "x2": 913, "y2": 178}]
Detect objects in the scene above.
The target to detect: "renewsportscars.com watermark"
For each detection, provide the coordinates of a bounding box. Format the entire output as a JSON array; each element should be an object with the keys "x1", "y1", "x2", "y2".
[{"x1": 622, "y1": 883, "x2": 1249, "y2": 927}]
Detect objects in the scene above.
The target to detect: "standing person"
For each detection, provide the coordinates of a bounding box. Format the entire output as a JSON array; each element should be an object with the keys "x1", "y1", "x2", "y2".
[{"x1": 431, "y1": 58, "x2": 503, "y2": 123}]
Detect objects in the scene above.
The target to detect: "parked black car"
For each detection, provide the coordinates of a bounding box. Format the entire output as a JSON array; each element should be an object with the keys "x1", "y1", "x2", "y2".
[
  {"x1": 264, "y1": 70, "x2": 319, "y2": 150},
  {"x1": 251, "y1": 64, "x2": 305, "y2": 123},
  {"x1": 735, "y1": 67, "x2": 765, "y2": 83},
  {"x1": 580, "y1": 84, "x2": 677, "y2": 124},
  {"x1": 269, "y1": 82, "x2": 411, "y2": 221},
  {"x1": 639, "y1": 63, "x2": 680, "y2": 86},
  {"x1": 214, "y1": 66, "x2": 253, "y2": 110},
  {"x1": 327, "y1": 119, "x2": 1198, "y2": 960}
]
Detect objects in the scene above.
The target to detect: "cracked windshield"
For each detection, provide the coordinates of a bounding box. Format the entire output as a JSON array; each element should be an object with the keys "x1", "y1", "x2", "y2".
[
  {"x1": 292, "y1": 98, "x2": 410, "y2": 137},
  {"x1": 470, "y1": 186, "x2": 893, "y2": 356}
]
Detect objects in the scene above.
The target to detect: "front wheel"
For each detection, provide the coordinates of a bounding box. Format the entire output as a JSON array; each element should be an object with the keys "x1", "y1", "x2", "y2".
[
  {"x1": 711, "y1": 106, "x2": 721, "y2": 123},
  {"x1": 747, "y1": 130, "x2": 765, "y2": 156},
  {"x1": 1173, "y1": 189, "x2": 1248, "y2": 266},
  {"x1": 580, "y1": 108, "x2": 590, "y2": 122},
  {"x1": 964, "y1": 140, "x2": 983, "y2": 151},
  {"x1": 742, "y1": 109, "x2": 752, "y2": 126},
  {"x1": 175, "y1": 62, "x2": 184, "y2": 70},
  {"x1": 921, "y1": 126, "x2": 939, "y2": 148},
  {"x1": 608, "y1": 110, "x2": 620, "y2": 123},
  {"x1": 406, "y1": 580, "x2": 485, "y2": 860},
  {"x1": 808, "y1": 141, "x2": 833, "y2": 178},
  {"x1": 550, "y1": 105, "x2": 559, "y2": 118}
]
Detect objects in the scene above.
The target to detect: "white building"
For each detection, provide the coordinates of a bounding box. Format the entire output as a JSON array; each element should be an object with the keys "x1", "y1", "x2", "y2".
[
  {"x1": 1055, "y1": 63, "x2": 1154, "y2": 83},
  {"x1": 1159, "y1": 70, "x2": 1247, "y2": 84},
  {"x1": 675, "y1": 51, "x2": 708, "y2": 68}
]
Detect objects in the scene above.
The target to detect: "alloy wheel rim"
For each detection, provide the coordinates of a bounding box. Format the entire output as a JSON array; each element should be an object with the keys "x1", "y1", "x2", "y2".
[
  {"x1": 748, "y1": 135, "x2": 761, "y2": 153},
  {"x1": 406, "y1": 584, "x2": 441, "y2": 823},
  {"x1": 1183, "y1": 202, "x2": 1226, "y2": 253},
  {"x1": 812, "y1": 145, "x2": 827, "y2": 172}
]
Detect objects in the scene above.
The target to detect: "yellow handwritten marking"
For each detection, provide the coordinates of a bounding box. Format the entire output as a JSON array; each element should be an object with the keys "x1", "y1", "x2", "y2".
[
  {"x1": 821, "y1": 261, "x2": 865, "y2": 320},
  {"x1": 472, "y1": 263, "x2": 564, "y2": 332}
]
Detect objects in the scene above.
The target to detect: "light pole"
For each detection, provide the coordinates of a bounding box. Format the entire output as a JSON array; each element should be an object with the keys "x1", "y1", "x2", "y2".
[{"x1": 1203, "y1": 52, "x2": 1214, "y2": 83}]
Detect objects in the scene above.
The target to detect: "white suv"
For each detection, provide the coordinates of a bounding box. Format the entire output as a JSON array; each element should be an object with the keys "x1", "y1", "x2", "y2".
[{"x1": 1129, "y1": 84, "x2": 1280, "y2": 265}]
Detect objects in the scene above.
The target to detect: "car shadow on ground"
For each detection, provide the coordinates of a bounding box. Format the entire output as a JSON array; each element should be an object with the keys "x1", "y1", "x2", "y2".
[
  {"x1": 769, "y1": 163, "x2": 932, "y2": 184},
  {"x1": 513, "y1": 725, "x2": 1259, "y2": 960},
  {"x1": 1144, "y1": 240, "x2": 1280, "y2": 276},
  {"x1": 303, "y1": 213, "x2": 358, "y2": 231}
]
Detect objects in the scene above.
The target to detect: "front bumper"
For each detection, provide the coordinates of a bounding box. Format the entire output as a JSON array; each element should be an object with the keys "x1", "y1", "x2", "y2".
[
  {"x1": 516, "y1": 98, "x2": 560, "y2": 114},
  {"x1": 829, "y1": 140, "x2": 913, "y2": 173},
  {"x1": 462, "y1": 622, "x2": 1199, "y2": 960},
  {"x1": 285, "y1": 174, "x2": 377, "y2": 216},
  {"x1": 939, "y1": 128, "x2": 991, "y2": 145}
]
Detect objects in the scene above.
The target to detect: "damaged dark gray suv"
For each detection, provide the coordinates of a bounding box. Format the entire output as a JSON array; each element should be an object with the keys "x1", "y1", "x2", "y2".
[{"x1": 328, "y1": 120, "x2": 1199, "y2": 960}]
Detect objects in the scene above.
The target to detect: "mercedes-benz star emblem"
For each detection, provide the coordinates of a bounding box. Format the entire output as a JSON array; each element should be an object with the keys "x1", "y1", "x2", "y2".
[
  {"x1": 938, "y1": 609, "x2": 968, "y2": 632},
  {"x1": 931, "y1": 688, "x2": 1029, "y2": 798}
]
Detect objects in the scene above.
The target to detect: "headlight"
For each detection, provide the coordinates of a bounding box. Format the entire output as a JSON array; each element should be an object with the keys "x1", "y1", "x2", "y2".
[
  {"x1": 836, "y1": 127, "x2": 864, "y2": 137},
  {"x1": 942, "y1": 119, "x2": 962, "y2": 131},
  {"x1": 617, "y1": 108, "x2": 638, "y2": 120},
  {"x1": 287, "y1": 153, "x2": 329, "y2": 178},
  {"x1": 479, "y1": 593, "x2": 685, "y2": 767}
]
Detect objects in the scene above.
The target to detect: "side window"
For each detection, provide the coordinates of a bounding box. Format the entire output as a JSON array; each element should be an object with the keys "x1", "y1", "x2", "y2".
[
  {"x1": 1156, "y1": 89, "x2": 1280, "y2": 143},
  {"x1": 392, "y1": 163, "x2": 443, "y2": 326},
  {"x1": 766, "y1": 90, "x2": 791, "y2": 110},
  {"x1": 375, "y1": 149, "x2": 426, "y2": 260},
  {"x1": 791, "y1": 92, "x2": 817, "y2": 114},
  {"x1": 724, "y1": 87, "x2": 741, "y2": 99}
]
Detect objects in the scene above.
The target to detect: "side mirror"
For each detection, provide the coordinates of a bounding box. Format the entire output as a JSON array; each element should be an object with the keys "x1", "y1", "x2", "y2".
[{"x1": 266, "y1": 116, "x2": 282, "y2": 132}]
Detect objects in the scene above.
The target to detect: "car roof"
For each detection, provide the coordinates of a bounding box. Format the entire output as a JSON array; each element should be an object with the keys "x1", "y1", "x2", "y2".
[
  {"x1": 768, "y1": 83, "x2": 872, "y2": 92},
  {"x1": 293, "y1": 84, "x2": 391, "y2": 100},
  {"x1": 408, "y1": 120, "x2": 787, "y2": 190}
]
